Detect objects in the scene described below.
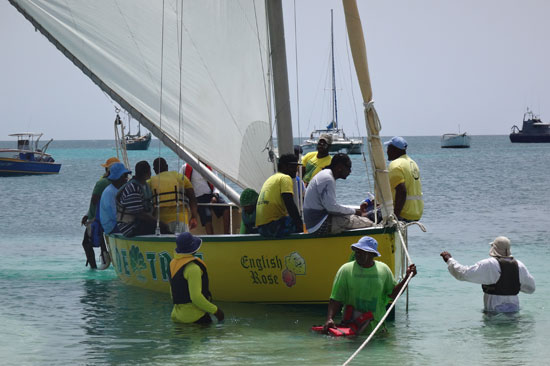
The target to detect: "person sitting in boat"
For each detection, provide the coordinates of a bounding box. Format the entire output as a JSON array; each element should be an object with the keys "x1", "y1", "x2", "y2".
[
  {"x1": 180, "y1": 162, "x2": 230, "y2": 235},
  {"x1": 239, "y1": 188, "x2": 259, "y2": 234},
  {"x1": 323, "y1": 236, "x2": 416, "y2": 335},
  {"x1": 384, "y1": 136, "x2": 423, "y2": 222},
  {"x1": 256, "y1": 153, "x2": 303, "y2": 237},
  {"x1": 99, "y1": 162, "x2": 131, "y2": 235},
  {"x1": 303, "y1": 153, "x2": 373, "y2": 235},
  {"x1": 116, "y1": 160, "x2": 169, "y2": 237},
  {"x1": 440, "y1": 236, "x2": 535, "y2": 313},
  {"x1": 148, "y1": 157, "x2": 199, "y2": 233},
  {"x1": 301, "y1": 133, "x2": 332, "y2": 185},
  {"x1": 80, "y1": 157, "x2": 119, "y2": 269},
  {"x1": 169, "y1": 232, "x2": 224, "y2": 324}
]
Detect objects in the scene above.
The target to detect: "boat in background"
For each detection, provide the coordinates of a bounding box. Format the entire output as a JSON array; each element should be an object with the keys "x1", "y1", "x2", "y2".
[
  {"x1": 0, "y1": 133, "x2": 61, "y2": 176},
  {"x1": 510, "y1": 108, "x2": 550, "y2": 142},
  {"x1": 301, "y1": 10, "x2": 362, "y2": 155},
  {"x1": 441, "y1": 132, "x2": 471, "y2": 148},
  {"x1": 125, "y1": 121, "x2": 151, "y2": 150}
]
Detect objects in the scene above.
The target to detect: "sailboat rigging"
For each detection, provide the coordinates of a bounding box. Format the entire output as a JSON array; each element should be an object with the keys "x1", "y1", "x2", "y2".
[{"x1": 301, "y1": 9, "x2": 363, "y2": 155}]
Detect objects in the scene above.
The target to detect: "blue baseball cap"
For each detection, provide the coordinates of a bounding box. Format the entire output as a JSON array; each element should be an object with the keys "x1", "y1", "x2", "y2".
[
  {"x1": 383, "y1": 136, "x2": 408, "y2": 150},
  {"x1": 351, "y1": 236, "x2": 381, "y2": 257},
  {"x1": 176, "y1": 232, "x2": 203, "y2": 254},
  {"x1": 108, "y1": 162, "x2": 131, "y2": 180}
]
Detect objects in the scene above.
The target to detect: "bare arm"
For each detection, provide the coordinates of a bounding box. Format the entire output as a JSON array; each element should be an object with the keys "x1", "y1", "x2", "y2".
[
  {"x1": 322, "y1": 299, "x2": 343, "y2": 333},
  {"x1": 390, "y1": 264, "x2": 416, "y2": 299},
  {"x1": 185, "y1": 187, "x2": 199, "y2": 230},
  {"x1": 394, "y1": 183, "x2": 407, "y2": 218},
  {"x1": 282, "y1": 193, "x2": 303, "y2": 232}
]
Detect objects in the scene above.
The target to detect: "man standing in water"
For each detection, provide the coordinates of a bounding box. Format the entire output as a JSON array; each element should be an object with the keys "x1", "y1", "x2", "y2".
[
  {"x1": 169, "y1": 232, "x2": 224, "y2": 324},
  {"x1": 440, "y1": 236, "x2": 535, "y2": 313},
  {"x1": 323, "y1": 236, "x2": 416, "y2": 334},
  {"x1": 384, "y1": 136, "x2": 423, "y2": 221}
]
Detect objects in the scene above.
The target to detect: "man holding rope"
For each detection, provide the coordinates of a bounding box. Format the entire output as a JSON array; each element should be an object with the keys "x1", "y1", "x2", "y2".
[{"x1": 323, "y1": 236, "x2": 417, "y2": 335}]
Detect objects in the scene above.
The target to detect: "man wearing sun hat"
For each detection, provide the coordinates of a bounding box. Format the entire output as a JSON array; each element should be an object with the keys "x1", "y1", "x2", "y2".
[
  {"x1": 323, "y1": 236, "x2": 417, "y2": 334},
  {"x1": 384, "y1": 136, "x2": 423, "y2": 221},
  {"x1": 440, "y1": 236, "x2": 535, "y2": 313},
  {"x1": 301, "y1": 133, "x2": 332, "y2": 184},
  {"x1": 80, "y1": 157, "x2": 120, "y2": 269},
  {"x1": 169, "y1": 232, "x2": 224, "y2": 324},
  {"x1": 100, "y1": 162, "x2": 131, "y2": 235}
]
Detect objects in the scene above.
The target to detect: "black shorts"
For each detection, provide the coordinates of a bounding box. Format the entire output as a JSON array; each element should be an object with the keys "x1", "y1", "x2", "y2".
[{"x1": 196, "y1": 193, "x2": 227, "y2": 226}]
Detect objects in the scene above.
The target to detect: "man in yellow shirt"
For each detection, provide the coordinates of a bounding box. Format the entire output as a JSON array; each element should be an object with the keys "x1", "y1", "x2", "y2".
[
  {"x1": 256, "y1": 154, "x2": 303, "y2": 237},
  {"x1": 302, "y1": 133, "x2": 332, "y2": 184},
  {"x1": 148, "y1": 157, "x2": 199, "y2": 233},
  {"x1": 384, "y1": 136, "x2": 423, "y2": 221},
  {"x1": 169, "y1": 232, "x2": 224, "y2": 324}
]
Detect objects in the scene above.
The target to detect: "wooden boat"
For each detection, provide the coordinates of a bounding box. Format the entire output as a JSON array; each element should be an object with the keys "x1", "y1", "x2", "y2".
[
  {"x1": 125, "y1": 131, "x2": 151, "y2": 151},
  {"x1": 441, "y1": 132, "x2": 471, "y2": 148},
  {"x1": 0, "y1": 133, "x2": 61, "y2": 176},
  {"x1": 10, "y1": 0, "x2": 409, "y2": 303},
  {"x1": 301, "y1": 10, "x2": 363, "y2": 155},
  {"x1": 510, "y1": 108, "x2": 550, "y2": 143}
]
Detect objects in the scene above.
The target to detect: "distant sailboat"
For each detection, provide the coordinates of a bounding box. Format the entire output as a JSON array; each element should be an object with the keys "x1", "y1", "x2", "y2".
[
  {"x1": 301, "y1": 10, "x2": 362, "y2": 155},
  {"x1": 125, "y1": 119, "x2": 151, "y2": 151}
]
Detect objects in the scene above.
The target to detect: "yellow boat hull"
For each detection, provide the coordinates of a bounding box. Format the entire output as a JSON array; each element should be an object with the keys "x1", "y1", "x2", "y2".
[{"x1": 106, "y1": 227, "x2": 400, "y2": 303}]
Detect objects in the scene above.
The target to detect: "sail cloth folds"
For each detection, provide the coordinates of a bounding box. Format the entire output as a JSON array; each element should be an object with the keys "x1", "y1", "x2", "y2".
[{"x1": 10, "y1": 0, "x2": 274, "y2": 192}]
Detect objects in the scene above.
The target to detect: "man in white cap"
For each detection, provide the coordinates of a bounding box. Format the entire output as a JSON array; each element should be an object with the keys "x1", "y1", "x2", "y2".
[
  {"x1": 440, "y1": 236, "x2": 535, "y2": 313},
  {"x1": 384, "y1": 136, "x2": 423, "y2": 221},
  {"x1": 323, "y1": 236, "x2": 416, "y2": 334}
]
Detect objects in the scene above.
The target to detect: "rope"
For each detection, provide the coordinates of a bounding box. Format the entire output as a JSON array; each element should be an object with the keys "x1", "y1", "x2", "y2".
[
  {"x1": 293, "y1": 0, "x2": 301, "y2": 144},
  {"x1": 175, "y1": 0, "x2": 185, "y2": 235}
]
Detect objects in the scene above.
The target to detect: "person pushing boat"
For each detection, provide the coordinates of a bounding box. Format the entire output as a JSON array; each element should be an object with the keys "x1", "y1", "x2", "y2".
[
  {"x1": 440, "y1": 236, "x2": 535, "y2": 313},
  {"x1": 169, "y1": 232, "x2": 224, "y2": 324}
]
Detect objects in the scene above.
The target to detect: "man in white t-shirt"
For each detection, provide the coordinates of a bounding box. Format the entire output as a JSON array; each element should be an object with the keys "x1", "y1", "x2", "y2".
[{"x1": 440, "y1": 236, "x2": 535, "y2": 313}]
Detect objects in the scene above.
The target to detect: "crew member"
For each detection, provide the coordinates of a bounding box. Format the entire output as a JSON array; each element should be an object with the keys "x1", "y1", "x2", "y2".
[
  {"x1": 302, "y1": 133, "x2": 332, "y2": 184},
  {"x1": 169, "y1": 232, "x2": 225, "y2": 324}
]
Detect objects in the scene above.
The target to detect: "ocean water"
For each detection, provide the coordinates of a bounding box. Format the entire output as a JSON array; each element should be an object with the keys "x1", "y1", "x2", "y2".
[{"x1": 0, "y1": 136, "x2": 549, "y2": 365}]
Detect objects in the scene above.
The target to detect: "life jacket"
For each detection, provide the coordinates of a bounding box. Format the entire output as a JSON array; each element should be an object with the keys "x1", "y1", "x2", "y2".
[
  {"x1": 311, "y1": 305, "x2": 373, "y2": 337},
  {"x1": 116, "y1": 178, "x2": 153, "y2": 224},
  {"x1": 169, "y1": 256, "x2": 212, "y2": 304},
  {"x1": 149, "y1": 172, "x2": 186, "y2": 208},
  {"x1": 482, "y1": 257, "x2": 521, "y2": 296},
  {"x1": 184, "y1": 164, "x2": 214, "y2": 193}
]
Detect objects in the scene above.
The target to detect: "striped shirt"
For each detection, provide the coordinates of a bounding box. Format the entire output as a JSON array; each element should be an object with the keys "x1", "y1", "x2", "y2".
[{"x1": 117, "y1": 179, "x2": 152, "y2": 236}]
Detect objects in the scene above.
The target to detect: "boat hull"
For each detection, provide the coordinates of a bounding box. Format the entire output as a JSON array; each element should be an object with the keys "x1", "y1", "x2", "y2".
[
  {"x1": 0, "y1": 158, "x2": 61, "y2": 176},
  {"x1": 509, "y1": 133, "x2": 550, "y2": 143},
  {"x1": 126, "y1": 133, "x2": 152, "y2": 150},
  {"x1": 106, "y1": 227, "x2": 400, "y2": 303},
  {"x1": 441, "y1": 134, "x2": 471, "y2": 148}
]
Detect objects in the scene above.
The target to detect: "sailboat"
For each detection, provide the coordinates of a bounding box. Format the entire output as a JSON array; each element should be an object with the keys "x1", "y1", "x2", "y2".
[
  {"x1": 300, "y1": 10, "x2": 363, "y2": 155},
  {"x1": 10, "y1": 0, "x2": 411, "y2": 303},
  {"x1": 125, "y1": 120, "x2": 152, "y2": 151}
]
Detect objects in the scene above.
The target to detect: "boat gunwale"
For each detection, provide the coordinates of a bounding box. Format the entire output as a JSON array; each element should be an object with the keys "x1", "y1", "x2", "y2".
[{"x1": 109, "y1": 226, "x2": 395, "y2": 243}]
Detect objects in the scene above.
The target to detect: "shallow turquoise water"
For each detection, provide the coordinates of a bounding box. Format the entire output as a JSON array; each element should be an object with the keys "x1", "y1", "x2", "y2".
[{"x1": 0, "y1": 136, "x2": 549, "y2": 365}]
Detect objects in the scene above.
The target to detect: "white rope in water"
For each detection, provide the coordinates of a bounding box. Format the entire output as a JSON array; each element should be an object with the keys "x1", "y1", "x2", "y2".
[{"x1": 342, "y1": 221, "x2": 414, "y2": 365}]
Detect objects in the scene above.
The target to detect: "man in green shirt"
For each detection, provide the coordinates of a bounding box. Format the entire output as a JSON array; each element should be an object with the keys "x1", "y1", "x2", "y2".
[
  {"x1": 81, "y1": 157, "x2": 120, "y2": 269},
  {"x1": 323, "y1": 236, "x2": 416, "y2": 334}
]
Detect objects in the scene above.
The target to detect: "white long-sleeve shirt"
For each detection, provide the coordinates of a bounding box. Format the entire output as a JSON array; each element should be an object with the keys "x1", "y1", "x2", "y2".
[
  {"x1": 303, "y1": 169, "x2": 355, "y2": 232},
  {"x1": 447, "y1": 257, "x2": 535, "y2": 313}
]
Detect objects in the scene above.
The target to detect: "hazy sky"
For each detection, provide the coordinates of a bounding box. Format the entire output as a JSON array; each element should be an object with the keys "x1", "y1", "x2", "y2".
[{"x1": 1, "y1": 0, "x2": 549, "y2": 140}]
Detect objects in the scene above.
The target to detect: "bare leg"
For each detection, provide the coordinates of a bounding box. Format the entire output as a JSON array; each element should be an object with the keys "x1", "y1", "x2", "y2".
[
  {"x1": 205, "y1": 222, "x2": 214, "y2": 235},
  {"x1": 222, "y1": 209, "x2": 230, "y2": 234}
]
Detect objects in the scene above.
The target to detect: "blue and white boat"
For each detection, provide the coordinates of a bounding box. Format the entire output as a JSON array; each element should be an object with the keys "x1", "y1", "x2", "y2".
[{"x1": 0, "y1": 133, "x2": 61, "y2": 176}]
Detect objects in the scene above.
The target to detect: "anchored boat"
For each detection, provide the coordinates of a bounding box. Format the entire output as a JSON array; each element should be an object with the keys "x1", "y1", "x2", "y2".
[
  {"x1": 301, "y1": 10, "x2": 363, "y2": 155},
  {"x1": 0, "y1": 133, "x2": 61, "y2": 176},
  {"x1": 441, "y1": 132, "x2": 471, "y2": 148},
  {"x1": 510, "y1": 108, "x2": 550, "y2": 143},
  {"x1": 10, "y1": 0, "x2": 412, "y2": 303}
]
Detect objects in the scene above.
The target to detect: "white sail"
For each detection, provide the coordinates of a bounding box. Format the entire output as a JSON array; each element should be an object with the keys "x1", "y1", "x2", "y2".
[{"x1": 10, "y1": 0, "x2": 275, "y2": 193}]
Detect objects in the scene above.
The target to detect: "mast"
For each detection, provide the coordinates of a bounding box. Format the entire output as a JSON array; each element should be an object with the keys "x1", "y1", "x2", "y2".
[
  {"x1": 342, "y1": 0, "x2": 394, "y2": 220},
  {"x1": 331, "y1": 9, "x2": 338, "y2": 130},
  {"x1": 266, "y1": 0, "x2": 294, "y2": 156}
]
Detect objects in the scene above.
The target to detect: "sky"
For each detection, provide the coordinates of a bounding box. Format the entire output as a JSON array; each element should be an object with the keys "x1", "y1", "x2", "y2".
[{"x1": 1, "y1": 0, "x2": 549, "y2": 140}]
